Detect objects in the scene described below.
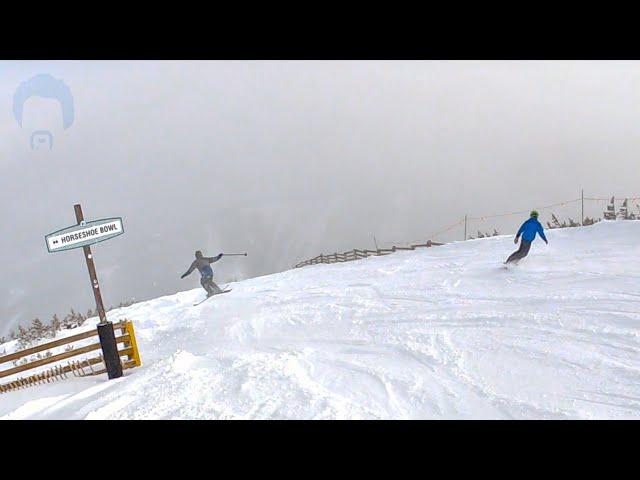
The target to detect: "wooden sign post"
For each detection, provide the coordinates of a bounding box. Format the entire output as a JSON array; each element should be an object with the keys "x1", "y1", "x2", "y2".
[
  {"x1": 74, "y1": 204, "x2": 108, "y2": 323},
  {"x1": 45, "y1": 204, "x2": 125, "y2": 379}
]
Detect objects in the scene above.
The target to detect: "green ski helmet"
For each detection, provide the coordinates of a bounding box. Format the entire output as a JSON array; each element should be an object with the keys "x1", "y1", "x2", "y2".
[{"x1": 530, "y1": 210, "x2": 539, "y2": 218}]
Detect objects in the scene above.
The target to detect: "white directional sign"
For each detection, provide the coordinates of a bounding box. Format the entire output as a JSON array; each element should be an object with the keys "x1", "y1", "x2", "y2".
[{"x1": 45, "y1": 217, "x2": 124, "y2": 253}]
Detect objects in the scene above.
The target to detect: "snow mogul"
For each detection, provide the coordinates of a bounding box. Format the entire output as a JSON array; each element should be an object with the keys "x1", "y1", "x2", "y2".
[
  {"x1": 505, "y1": 210, "x2": 548, "y2": 264},
  {"x1": 181, "y1": 251, "x2": 224, "y2": 296}
]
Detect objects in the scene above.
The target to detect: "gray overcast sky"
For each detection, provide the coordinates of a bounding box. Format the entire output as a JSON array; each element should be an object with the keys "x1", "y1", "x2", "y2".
[{"x1": 1, "y1": 61, "x2": 639, "y2": 335}]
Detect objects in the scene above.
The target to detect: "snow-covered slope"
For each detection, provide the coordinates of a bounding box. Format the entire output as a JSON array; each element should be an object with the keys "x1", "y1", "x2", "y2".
[{"x1": 2, "y1": 221, "x2": 640, "y2": 419}]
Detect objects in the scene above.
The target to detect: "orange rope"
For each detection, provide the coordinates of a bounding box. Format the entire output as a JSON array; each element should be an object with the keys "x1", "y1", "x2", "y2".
[
  {"x1": 294, "y1": 194, "x2": 640, "y2": 267},
  {"x1": 585, "y1": 197, "x2": 640, "y2": 201},
  {"x1": 468, "y1": 199, "x2": 581, "y2": 221},
  {"x1": 429, "y1": 218, "x2": 465, "y2": 239}
]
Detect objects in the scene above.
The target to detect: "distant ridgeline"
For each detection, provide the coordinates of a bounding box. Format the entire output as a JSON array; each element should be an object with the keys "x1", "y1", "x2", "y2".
[{"x1": 0, "y1": 300, "x2": 136, "y2": 350}]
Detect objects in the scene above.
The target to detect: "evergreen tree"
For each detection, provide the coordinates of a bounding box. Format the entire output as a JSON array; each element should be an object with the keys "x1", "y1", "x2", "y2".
[
  {"x1": 30, "y1": 318, "x2": 47, "y2": 340},
  {"x1": 17, "y1": 325, "x2": 32, "y2": 349},
  {"x1": 50, "y1": 314, "x2": 61, "y2": 337},
  {"x1": 62, "y1": 308, "x2": 83, "y2": 329},
  {"x1": 547, "y1": 213, "x2": 563, "y2": 229},
  {"x1": 617, "y1": 198, "x2": 637, "y2": 220},
  {"x1": 604, "y1": 197, "x2": 616, "y2": 220}
]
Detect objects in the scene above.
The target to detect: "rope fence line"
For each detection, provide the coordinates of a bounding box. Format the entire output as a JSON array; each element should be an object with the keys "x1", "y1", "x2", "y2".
[
  {"x1": 294, "y1": 194, "x2": 640, "y2": 268},
  {"x1": 585, "y1": 197, "x2": 640, "y2": 201},
  {"x1": 468, "y1": 199, "x2": 581, "y2": 221},
  {"x1": 424, "y1": 218, "x2": 465, "y2": 242}
]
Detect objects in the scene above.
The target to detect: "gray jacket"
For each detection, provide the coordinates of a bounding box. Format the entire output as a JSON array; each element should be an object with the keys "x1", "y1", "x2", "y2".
[{"x1": 181, "y1": 254, "x2": 222, "y2": 278}]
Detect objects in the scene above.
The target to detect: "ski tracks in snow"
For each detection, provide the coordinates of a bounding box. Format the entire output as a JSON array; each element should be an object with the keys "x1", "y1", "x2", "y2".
[{"x1": 2, "y1": 221, "x2": 640, "y2": 419}]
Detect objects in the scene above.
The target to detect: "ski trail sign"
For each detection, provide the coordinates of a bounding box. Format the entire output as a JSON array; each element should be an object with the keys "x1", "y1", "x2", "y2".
[
  {"x1": 45, "y1": 217, "x2": 124, "y2": 253},
  {"x1": 44, "y1": 205, "x2": 126, "y2": 380}
]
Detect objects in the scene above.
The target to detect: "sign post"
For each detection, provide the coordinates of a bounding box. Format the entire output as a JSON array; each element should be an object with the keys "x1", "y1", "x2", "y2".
[
  {"x1": 74, "y1": 204, "x2": 108, "y2": 323},
  {"x1": 45, "y1": 204, "x2": 125, "y2": 380}
]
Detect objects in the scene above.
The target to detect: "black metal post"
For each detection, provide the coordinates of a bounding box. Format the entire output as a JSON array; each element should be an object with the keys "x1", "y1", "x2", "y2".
[{"x1": 97, "y1": 322, "x2": 123, "y2": 379}]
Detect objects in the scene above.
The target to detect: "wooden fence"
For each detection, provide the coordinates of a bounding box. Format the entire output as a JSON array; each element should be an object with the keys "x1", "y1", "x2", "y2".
[
  {"x1": 0, "y1": 320, "x2": 141, "y2": 394},
  {"x1": 294, "y1": 240, "x2": 445, "y2": 268}
]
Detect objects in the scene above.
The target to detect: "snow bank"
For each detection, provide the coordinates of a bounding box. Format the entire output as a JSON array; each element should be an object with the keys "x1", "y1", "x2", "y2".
[{"x1": 2, "y1": 221, "x2": 639, "y2": 419}]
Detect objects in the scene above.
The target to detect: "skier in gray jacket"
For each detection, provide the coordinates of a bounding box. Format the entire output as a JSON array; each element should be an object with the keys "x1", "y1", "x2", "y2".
[{"x1": 181, "y1": 251, "x2": 223, "y2": 296}]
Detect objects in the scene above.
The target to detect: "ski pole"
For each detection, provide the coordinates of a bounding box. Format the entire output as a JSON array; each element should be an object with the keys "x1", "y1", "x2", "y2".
[{"x1": 222, "y1": 253, "x2": 248, "y2": 256}]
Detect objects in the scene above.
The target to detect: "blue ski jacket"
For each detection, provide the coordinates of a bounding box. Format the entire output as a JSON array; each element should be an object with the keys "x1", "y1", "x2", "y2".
[{"x1": 516, "y1": 217, "x2": 547, "y2": 243}]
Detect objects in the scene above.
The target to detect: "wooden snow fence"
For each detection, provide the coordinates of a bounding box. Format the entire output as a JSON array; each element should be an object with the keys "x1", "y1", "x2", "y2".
[
  {"x1": 0, "y1": 319, "x2": 142, "y2": 394},
  {"x1": 294, "y1": 240, "x2": 445, "y2": 268}
]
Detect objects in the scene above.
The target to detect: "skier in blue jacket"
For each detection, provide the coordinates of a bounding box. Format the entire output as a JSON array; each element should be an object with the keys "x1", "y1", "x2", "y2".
[{"x1": 505, "y1": 210, "x2": 548, "y2": 264}]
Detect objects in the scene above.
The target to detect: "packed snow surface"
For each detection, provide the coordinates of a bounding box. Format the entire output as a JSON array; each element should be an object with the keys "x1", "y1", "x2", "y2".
[{"x1": 2, "y1": 221, "x2": 639, "y2": 419}]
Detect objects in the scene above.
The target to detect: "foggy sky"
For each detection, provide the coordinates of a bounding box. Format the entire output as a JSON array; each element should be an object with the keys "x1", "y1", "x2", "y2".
[{"x1": 1, "y1": 60, "x2": 639, "y2": 335}]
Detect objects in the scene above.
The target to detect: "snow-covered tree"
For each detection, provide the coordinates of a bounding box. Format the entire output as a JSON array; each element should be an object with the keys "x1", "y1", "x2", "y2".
[
  {"x1": 617, "y1": 198, "x2": 637, "y2": 220},
  {"x1": 50, "y1": 314, "x2": 61, "y2": 337},
  {"x1": 604, "y1": 197, "x2": 616, "y2": 220},
  {"x1": 547, "y1": 213, "x2": 564, "y2": 229},
  {"x1": 469, "y1": 229, "x2": 500, "y2": 239},
  {"x1": 62, "y1": 308, "x2": 86, "y2": 329}
]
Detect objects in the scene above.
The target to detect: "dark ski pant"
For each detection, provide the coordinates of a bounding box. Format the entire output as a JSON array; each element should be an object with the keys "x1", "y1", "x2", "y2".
[
  {"x1": 201, "y1": 275, "x2": 222, "y2": 295},
  {"x1": 506, "y1": 239, "x2": 532, "y2": 264}
]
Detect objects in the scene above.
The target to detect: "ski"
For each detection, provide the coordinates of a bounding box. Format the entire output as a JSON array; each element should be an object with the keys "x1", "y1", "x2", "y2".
[{"x1": 193, "y1": 289, "x2": 232, "y2": 306}]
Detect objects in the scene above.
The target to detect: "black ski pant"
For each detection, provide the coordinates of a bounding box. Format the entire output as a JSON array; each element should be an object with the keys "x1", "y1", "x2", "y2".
[{"x1": 506, "y1": 239, "x2": 532, "y2": 264}]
